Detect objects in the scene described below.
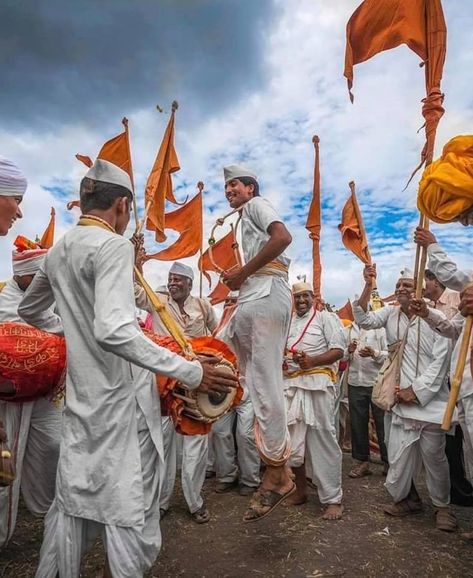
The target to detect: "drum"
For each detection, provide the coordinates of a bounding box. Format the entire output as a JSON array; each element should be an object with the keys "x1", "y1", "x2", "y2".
[{"x1": 172, "y1": 357, "x2": 238, "y2": 423}]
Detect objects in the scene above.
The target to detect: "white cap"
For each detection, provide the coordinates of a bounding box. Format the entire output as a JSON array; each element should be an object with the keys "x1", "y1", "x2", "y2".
[
  {"x1": 12, "y1": 248, "x2": 47, "y2": 276},
  {"x1": 84, "y1": 159, "x2": 133, "y2": 194},
  {"x1": 399, "y1": 267, "x2": 414, "y2": 280},
  {"x1": 224, "y1": 164, "x2": 257, "y2": 184},
  {"x1": 292, "y1": 282, "x2": 313, "y2": 295},
  {"x1": 0, "y1": 156, "x2": 27, "y2": 197},
  {"x1": 169, "y1": 261, "x2": 194, "y2": 281}
]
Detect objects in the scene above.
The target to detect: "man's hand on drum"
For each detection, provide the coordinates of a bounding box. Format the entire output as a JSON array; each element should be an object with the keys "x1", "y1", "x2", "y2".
[{"x1": 198, "y1": 356, "x2": 239, "y2": 394}]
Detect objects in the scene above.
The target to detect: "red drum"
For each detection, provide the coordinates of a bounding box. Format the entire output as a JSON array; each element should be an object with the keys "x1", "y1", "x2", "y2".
[{"x1": 0, "y1": 323, "x2": 66, "y2": 403}]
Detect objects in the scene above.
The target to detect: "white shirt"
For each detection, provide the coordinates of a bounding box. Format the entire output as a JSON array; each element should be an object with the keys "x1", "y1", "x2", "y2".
[
  {"x1": 284, "y1": 308, "x2": 346, "y2": 391},
  {"x1": 353, "y1": 302, "x2": 451, "y2": 424},
  {"x1": 238, "y1": 197, "x2": 290, "y2": 304},
  {"x1": 345, "y1": 323, "x2": 387, "y2": 388},
  {"x1": 135, "y1": 287, "x2": 217, "y2": 338},
  {"x1": 18, "y1": 225, "x2": 203, "y2": 526}
]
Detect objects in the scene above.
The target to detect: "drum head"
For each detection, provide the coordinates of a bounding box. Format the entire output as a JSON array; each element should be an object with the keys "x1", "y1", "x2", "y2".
[{"x1": 195, "y1": 363, "x2": 237, "y2": 419}]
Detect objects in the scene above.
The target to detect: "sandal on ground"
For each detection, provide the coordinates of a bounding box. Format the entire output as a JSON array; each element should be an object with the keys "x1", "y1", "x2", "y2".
[
  {"x1": 191, "y1": 505, "x2": 210, "y2": 524},
  {"x1": 383, "y1": 498, "x2": 423, "y2": 517},
  {"x1": 243, "y1": 483, "x2": 296, "y2": 523},
  {"x1": 348, "y1": 462, "x2": 372, "y2": 479},
  {"x1": 435, "y1": 507, "x2": 457, "y2": 532}
]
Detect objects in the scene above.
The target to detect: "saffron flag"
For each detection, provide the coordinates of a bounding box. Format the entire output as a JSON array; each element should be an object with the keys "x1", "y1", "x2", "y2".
[
  {"x1": 305, "y1": 136, "x2": 322, "y2": 300},
  {"x1": 39, "y1": 208, "x2": 55, "y2": 249},
  {"x1": 344, "y1": 0, "x2": 446, "y2": 172},
  {"x1": 208, "y1": 281, "x2": 230, "y2": 306},
  {"x1": 199, "y1": 229, "x2": 241, "y2": 286},
  {"x1": 145, "y1": 193, "x2": 202, "y2": 261},
  {"x1": 338, "y1": 182, "x2": 371, "y2": 265},
  {"x1": 76, "y1": 118, "x2": 134, "y2": 182},
  {"x1": 145, "y1": 102, "x2": 181, "y2": 243},
  {"x1": 337, "y1": 300, "x2": 354, "y2": 322}
]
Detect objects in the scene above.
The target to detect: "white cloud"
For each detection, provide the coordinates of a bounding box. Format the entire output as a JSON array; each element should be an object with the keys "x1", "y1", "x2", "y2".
[{"x1": 1, "y1": 0, "x2": 473, "y2": 307}]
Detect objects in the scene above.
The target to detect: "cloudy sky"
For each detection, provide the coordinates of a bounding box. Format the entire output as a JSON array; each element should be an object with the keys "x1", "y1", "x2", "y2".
[{"x1": 1, "y1": 0, "x2": 472, "y2": 306}]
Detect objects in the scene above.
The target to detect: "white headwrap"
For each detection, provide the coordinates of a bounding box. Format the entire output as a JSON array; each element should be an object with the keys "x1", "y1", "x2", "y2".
[
  {"x1": 292, "y1": 282, "x2": 314, "y2": 295},
  {"x1": 12, "y1": 248, "x2": 47, "y2": 276},
  {"x1": 84, "y1": 159, "x2": 133, "y2": 194},
  {"x1": 0, "y1": 156, "x2": 28, "y2": 197},
  {"x1": 169, "y1": 261, "x2": 194, "y2": 281},
  {"x1": 223, "y1": 164, "x2": 257, "y2": 184},
  {"x1": 399, "y1": 267, "x2": 414, "y2": 280}
]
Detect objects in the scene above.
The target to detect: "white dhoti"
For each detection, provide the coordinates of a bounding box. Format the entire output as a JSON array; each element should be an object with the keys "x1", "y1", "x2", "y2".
[
  {"x1": 386, "y1": 415, "x2": 450, "y2": 507},
  {"x1": 286, "y1": 387, "x2": 343, "y2": 505},
  {"x1": 35, "y1": 404, "x2": 161, "y2": 578},
  {"x1": 0, "y1": 397, "x2": 62, "y2": 548},
  {"x1": 159, "y1": 417, "x2": 208, "y2": 514},
  {"x1": 212, "y1": 390, "x2": 260, "y2": 487},
  {"x1": 458, "y1": 394, "x2": 473, "y2": 483},
  {"x1": 224, "y1": 278, "x2": 291, "y2": 464}
]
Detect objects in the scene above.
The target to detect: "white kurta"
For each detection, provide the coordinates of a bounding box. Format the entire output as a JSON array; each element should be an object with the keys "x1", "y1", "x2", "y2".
[
  {"x1": 0, "y1": 278, "x2": 62, "y2": 549},
  {"x1": 284, "y1": 309, "x2": 345, "y2": 504},
  {"x1": 18, "y1": 225, "x2": 202, "y2": 576},
  {"x1": 345, "y1": 324, "x2": 387, "y2": 388},
  {"x1": 219, "y1": 196, "x2": 292, "y2": 464},
  {"x1": 354, "y1": 302, "x2": 452, "y2": 506},
  {"x1": 135, "y1": 285, "x2": 216, "y2": 514}
]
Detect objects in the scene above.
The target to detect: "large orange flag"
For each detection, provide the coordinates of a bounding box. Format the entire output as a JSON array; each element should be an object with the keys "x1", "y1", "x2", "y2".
[
  {"x1": 145, "y1": 102, "x2": 181, "y2": 243},
  {"x1": 344, "y1": 0, "x2": 446, "y2": 172},
  {"x1": 305, "y1": 136, "x2": 322, "y2": 300},
  {"x1": 198, "y1": 228, "x2": 241, "y2": 286},
  {"x1": 76, "y1": 118, "x2": 134, "y2": 182},
  {"x1": 338, "y1": 182, "x2": 371, "y2": 265},
  {"x1": 39, "y1": 208, "x2": 55, "y2": 249},
  {"x1": 145, "y1": 193, "x2": 202, "y2": 261}
]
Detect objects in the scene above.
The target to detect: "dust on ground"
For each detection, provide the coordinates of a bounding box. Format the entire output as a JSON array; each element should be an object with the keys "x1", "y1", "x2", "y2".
[{"x1": 1, "y1": 456, "x2": 473, "y2": 577}]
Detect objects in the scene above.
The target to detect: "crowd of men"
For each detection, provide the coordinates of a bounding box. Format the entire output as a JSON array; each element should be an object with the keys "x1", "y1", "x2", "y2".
[{"x1": 1, "y1": 153, "x2": 473, "y2": 577}]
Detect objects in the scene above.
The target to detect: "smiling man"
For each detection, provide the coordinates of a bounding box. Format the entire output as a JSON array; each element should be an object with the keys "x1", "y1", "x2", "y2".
[
  {"x1": 135, "y1": 261, "x2": 218, "y2": 524},
  {"x1": 218, "y1": 163, "x2": 295, "y2": 522},
  {"x1": 354, "y1": 265, "x2": 456, "y2": 532},
  {"x1": 0, "y1": 156, "x2": 27, "y2": 236},
  {"x1": 284, "y1": 282, "x2": 345, "y2": 519}
]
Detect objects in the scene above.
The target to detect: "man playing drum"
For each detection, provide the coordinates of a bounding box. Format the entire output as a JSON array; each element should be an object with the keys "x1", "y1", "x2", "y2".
[
  {"x1": 219, "y1": 164, "x2": 295, "y2": 522},
  {"x1": 0, "y1": 242, "x2": 62, "y2": 549},
  {"x1": 19, "y1": 160, "x2": 237, "y2": 577},
  {"x1": 135, "y1": 261, "x2": 218, "y2": 524}
]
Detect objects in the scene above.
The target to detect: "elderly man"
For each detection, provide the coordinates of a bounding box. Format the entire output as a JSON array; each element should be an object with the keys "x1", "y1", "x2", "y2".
[
  {"x1": 345, "y1": 320, "x2": 388, "y2": 479},
  {"x1": 0, "y1": 241, "x2": 62, "y2": 549},
  {"x1": 283, "y1": 282, "x2": 345, "y2": 519},
  {"x1": 19, "y1": 160, "x2": 236, "y2": 577},
  {"x1": 212, "y1": 291, "x2": 261, "y2": 497},
  {"x1": 135, "y1": 261, "x2": 218, "y2": 524},
  {"x1": 0, "y1": 156, "x2": 27, "y2": 449},
  {"x1": 218, "y1": 164, "x2": 294, "y2": 522},
  {"x1": 354, "y1": 265, "x2": 456, "y2": 532}
]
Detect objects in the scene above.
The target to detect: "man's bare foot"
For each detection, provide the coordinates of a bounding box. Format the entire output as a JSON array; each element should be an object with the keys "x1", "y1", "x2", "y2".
[
  {"x1": 322, "y1": 503, "x2": 343, "y2": 520},
  {"x1": 260, "y1": 464, "x2": 293, "y2": 494}
]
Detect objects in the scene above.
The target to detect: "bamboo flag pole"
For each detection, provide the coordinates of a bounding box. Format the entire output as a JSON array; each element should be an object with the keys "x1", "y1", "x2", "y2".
[
  {"x1": 442, "y1": 316, "x2": 473, "y2": 431},
  {"x1": 122, "y1": 117, "x2": 139, "y2": 230},
  {"x1": 197, "y1": 181, "x2": 204, "y2": 299}
]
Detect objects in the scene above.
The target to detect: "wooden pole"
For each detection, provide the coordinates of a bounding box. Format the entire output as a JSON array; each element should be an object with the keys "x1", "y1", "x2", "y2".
[
  {"x1": 197, "y1": 181, "x2": 205, "y2": 299},
  {"x1": 122, "y1": 117, "x2": 139, "y2": 230},
  {"x1": 441, "y1": 316, "x2": 473, "y2": 431}
]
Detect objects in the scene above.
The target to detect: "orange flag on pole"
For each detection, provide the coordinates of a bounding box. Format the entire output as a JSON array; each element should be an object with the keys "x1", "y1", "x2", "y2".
[
  {"x1": 198, "y1": 228, "x2": 241, "y2": 286},
  {"x1": 344, "y1": 0, "x2": 446, "y2": 173},
  {"x1": 208, "y1": 281, "x2": 230, "y2": 306},
  {"x1": 338, "y1": 181, "x2": 371, "y2": 265},
  {"x1": 337, "y1": 300, "x2": 354, "y2": 322},
  {"x1": 39, "y1": 207, "x2": 55, "y2": 249},
  {"x1": 145, "y1": 193, "x2": 202, "y2": 261},
  {"x1": 145, "y1": 102, "x2": 181, "y2": 242},
  {"x1": 305, "y1": 136, "x2": 322, "y2": 300}
]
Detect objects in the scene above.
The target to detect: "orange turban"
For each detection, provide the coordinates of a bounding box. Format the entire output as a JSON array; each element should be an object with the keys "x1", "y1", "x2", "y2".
[{"x1": 417, "y1": 135, "x2": 473, "y2": 224}]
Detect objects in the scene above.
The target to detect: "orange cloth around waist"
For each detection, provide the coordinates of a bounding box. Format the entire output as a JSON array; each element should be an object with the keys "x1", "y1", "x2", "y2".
[
  {"x1": 283, "y1": 366, "x2": 337, "y2": 383},
  {"x1": 255, "y1": 260, "x2": 289, "y2": 277}
]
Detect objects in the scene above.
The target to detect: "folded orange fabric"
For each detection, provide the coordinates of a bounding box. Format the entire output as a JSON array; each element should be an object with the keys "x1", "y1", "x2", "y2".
[{"x1": 417, "y1": 135, "x2": 473, "y2": 223}]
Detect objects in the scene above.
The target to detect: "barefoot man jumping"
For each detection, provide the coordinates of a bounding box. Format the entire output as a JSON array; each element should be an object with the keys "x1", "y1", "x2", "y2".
[{"x1": 219, "y1": 164, "x2": 295, "y2": 522}]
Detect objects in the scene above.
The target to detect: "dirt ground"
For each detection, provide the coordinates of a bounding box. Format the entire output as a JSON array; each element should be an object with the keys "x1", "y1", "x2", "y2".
[{"x1": 1, "y1": 455, "x2": 473, "y2": 578}]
